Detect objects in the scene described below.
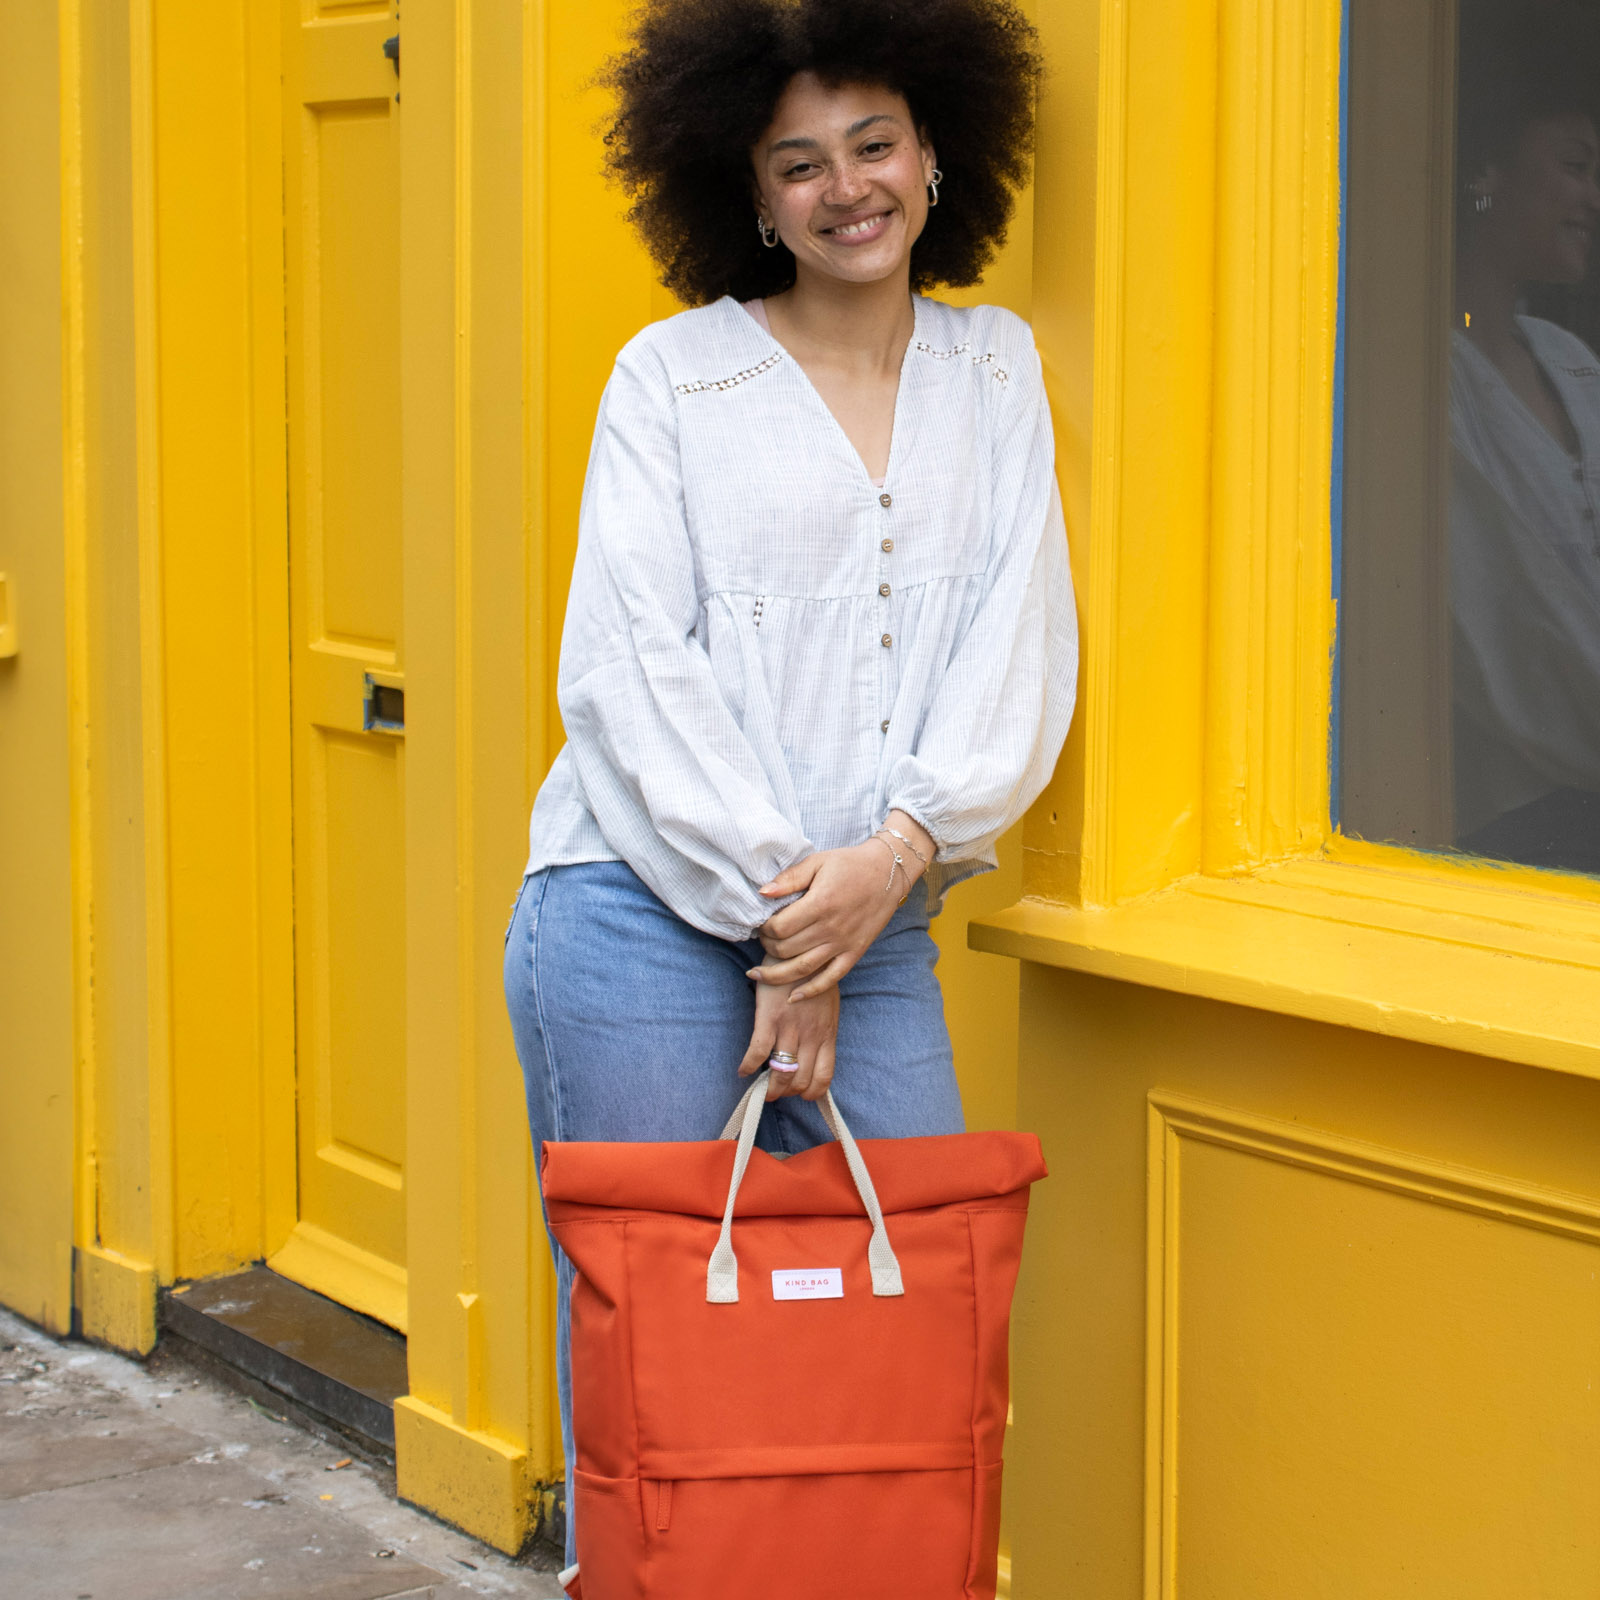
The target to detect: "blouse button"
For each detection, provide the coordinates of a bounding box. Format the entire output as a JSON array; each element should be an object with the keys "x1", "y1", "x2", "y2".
[
  {"x1": 881, "y1": 538, "x2": 894, "y2": 553},
  {"x1": 879, "y1": 583, "x2": 891, "y2": 597},
  {"x1": 880, "y1": 633, "x2": 893, "y2": 649},
  {"x1": 879, "y1": 492, "x2": 893, "y2": 508},
  {"x1": 880, "y1": 719, "x2": 890, "y2": 733}
]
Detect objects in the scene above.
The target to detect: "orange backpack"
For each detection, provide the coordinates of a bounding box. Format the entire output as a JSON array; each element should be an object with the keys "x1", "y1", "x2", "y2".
[{"x1": 541, "y1": 1070, "x2": 1047, "y2": 1600}]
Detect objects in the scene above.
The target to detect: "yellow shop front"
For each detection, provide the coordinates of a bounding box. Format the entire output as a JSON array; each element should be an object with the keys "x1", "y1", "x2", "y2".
[
  {"x1": 4, "y1": 0, "x2": 1597, "y2": 1591},
  {"x1": 984, "y1": 0, "x2": 1600, "y2": 1594}
]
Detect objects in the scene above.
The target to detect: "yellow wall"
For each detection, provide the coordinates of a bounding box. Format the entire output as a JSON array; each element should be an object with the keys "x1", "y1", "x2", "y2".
[
  {"x1": 986, "y1": 0, "x2": 1600, "y2": 1593},
  {"x1": 71, "y1": 0, "x2": 163, "y2": 1351},
  {"x1": 0, "y1": 0, "x2": 74, "y2": 1336},
  {"x1": 149, "y1": 0, "x2": 295, "y2": 1289},
  {"x1": 71, "y1": 0, "x2": 292, "y2": 1349},
  {"x1": 394, "y1": 0, "x2": 556, "y2": 1548},
  {"x1": 1012, "y1": 972, "x2": 1600, "y2": 1597}
]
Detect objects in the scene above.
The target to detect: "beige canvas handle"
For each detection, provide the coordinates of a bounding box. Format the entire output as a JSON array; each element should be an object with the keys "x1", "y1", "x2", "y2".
[{"x1": 706, "y1": 1070, "x2": 905, "y2": 1303}]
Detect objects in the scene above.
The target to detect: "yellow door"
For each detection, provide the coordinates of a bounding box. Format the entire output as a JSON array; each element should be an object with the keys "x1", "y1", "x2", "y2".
[{"x1": 271, "y1": 0, "x2": 408, "y2": 1330}]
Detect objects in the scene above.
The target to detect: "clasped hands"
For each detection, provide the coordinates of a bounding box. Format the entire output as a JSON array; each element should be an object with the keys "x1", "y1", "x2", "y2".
[{"x1": 736, "y1": 811, "x2": 934, "y2": 1103}]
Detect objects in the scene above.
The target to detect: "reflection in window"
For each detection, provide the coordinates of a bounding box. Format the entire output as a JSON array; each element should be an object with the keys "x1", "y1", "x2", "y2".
[{"x1": 1340, "y1": 0, "x2": 1600, "y2": 875}]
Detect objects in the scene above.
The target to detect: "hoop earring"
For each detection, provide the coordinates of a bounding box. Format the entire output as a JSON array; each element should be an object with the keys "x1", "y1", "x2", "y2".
[
  {"x1": 927, "y1": 168, "x2": 943, "y2": 207},
  {"x1": 757, "y1": 214, "x2": 779, "y2": 248}
]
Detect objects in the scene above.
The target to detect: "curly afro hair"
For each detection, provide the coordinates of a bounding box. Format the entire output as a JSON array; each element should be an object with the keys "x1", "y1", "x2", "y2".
[
  {"x1": 599, "y1": 0, "x2": 1043, "y2": 306},
  {"x1": 1457, "y1": 0, "x2": 1600, "y2": 180}
]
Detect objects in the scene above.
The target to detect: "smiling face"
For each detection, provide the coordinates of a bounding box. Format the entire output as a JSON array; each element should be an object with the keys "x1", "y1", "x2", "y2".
[
  {"x1": 1475, "y1": 112, "x2": 1600, "y2": 285},
  {"x1": 751, "y1": 73, "x2": 937, "y2": 290}
]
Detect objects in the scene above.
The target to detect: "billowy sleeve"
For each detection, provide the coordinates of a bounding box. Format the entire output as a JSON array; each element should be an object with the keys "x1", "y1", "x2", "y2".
[
  {"x1": 1452, "y1": 449, "x2": 1600, "y2": 792},
  {"x1": 557, "y1": 342, "x2": 813, "y2": 939},
  {"x1": 884, "y1": 340, "x2": 1078, "y2": 862}
]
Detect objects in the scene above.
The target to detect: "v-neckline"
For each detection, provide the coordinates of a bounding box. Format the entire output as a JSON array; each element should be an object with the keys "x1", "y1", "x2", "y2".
[
  {"x1": 734, "y1": 294, "x2": 920, "y2": 490},
  {"x1": 1462, "y1": 320, "x2": 1585, "y2": 465}
]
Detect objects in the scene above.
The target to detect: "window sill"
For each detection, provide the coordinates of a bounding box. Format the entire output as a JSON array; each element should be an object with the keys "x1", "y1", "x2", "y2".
[{"x1": 969, "y1": 853, "x2": 1600, "y2": 1082}]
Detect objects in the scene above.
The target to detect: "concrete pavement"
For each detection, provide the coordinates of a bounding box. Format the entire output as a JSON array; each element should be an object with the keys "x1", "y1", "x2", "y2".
[{"x1": 0, "y1": 1307, "x2": 565, "y2": 1600}]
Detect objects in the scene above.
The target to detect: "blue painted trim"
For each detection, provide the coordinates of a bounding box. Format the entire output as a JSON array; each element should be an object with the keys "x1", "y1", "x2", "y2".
[{"x1": 1328, "y1": 0, "x2": 1351, "y2": 828}]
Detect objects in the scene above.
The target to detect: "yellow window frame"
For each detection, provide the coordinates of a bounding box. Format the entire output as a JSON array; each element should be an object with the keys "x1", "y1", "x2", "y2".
[{"x1": 974, "y1": 0, "x2": 1600, "y2": 1083}]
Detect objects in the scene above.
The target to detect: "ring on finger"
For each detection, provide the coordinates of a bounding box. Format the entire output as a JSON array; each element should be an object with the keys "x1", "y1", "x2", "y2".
[{"x1": 767, "y1": 1050, "x2": 800, "y2": 1073}]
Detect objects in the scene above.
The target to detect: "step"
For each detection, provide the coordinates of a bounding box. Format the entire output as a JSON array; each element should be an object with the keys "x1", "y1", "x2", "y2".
[{"x1": 159, "y1": 1265, "x2": 407, "y2": 1455}]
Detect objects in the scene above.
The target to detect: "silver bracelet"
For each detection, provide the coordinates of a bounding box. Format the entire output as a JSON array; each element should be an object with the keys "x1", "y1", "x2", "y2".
[
  {"x1": 879, "y1": 824, "x2": 929, "y2": 870},
  {"x1": 869, "y1": 834, "x2": 911, "y2": 904}
]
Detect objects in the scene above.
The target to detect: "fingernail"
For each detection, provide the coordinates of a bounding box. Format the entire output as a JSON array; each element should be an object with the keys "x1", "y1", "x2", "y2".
[{"x1": 745, "y1": 969, "x2": 761, "y2": 981}]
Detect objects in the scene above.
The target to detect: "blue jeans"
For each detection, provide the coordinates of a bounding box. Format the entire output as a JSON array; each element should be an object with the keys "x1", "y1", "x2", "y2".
[{"x1": 501, "y1": 859, "x2": 963, "y2": 1565}]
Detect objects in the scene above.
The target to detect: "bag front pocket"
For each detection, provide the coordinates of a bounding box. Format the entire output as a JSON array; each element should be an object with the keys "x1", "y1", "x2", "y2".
[
  {"x1": 639, "y1": 1465, "x2": 979, "y2": 1600},
  {"x1": 572, "y1": 1469, "x2": 645, "y2": 1600}
]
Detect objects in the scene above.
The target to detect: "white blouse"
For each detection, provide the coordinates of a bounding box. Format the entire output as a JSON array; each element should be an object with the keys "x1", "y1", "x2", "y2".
[
  {"x1": 525, "y1": 294, "x2": 1078, "y2": 941},
  {"x1": 1452, "y1": 317, "x2": 1600, "y2": 832}
]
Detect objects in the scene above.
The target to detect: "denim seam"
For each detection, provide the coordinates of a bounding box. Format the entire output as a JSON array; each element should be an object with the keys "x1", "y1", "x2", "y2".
[{"x1": 526, "y1": 869, "x2": 568, "y2": 1147}]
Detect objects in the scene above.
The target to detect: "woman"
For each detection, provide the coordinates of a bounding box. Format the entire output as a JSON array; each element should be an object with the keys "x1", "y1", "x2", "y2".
[
  {"x1": 1452, "y1": 2, "x2": 1600, "y2": 871},
  {"x1": 503, "y1": 0, "x2": 1076, "y2": 1569}
]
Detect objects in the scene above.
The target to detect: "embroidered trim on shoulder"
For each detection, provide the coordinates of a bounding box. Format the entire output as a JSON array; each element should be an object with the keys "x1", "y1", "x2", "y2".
[
  {"x1": 916, "y1": 338, "x2": 973, "y2": 360},
  {"x1": 914, "y1": 338, "x2": 1009, "y2": 383},
  {"x1": 674, "y1": 350, "x2": 784, "y2": 395}
]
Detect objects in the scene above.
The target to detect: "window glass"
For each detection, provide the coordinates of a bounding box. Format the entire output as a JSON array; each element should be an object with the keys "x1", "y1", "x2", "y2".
[{"x1": 1339, "y1": 0, "x2": 1600, "y2": 876}]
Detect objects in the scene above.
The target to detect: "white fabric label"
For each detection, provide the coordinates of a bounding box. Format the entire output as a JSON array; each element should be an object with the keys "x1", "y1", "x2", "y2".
[{"x1": 771, "y1": 1268, "x2": 844, "y2": 1301}]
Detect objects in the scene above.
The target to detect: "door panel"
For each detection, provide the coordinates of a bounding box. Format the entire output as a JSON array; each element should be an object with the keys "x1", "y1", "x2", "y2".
[
  {"x1": 308, "y1": 100, "x2": 402, "y2": 649},
  {"x1": 274, "y1": 0, "x2": 407, "y2": 1329}
]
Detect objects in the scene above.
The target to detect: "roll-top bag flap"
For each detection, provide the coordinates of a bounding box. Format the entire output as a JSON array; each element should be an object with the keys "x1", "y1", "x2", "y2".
[{"x1": 542, "y1": 1129, "x2": 1046, "y2": 1219}]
